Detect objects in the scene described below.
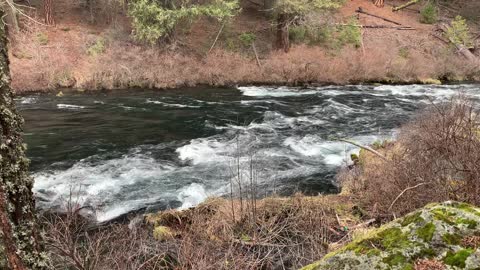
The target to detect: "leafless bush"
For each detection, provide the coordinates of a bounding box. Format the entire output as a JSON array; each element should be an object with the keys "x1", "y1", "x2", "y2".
[
  {"x1": 42, "y1": 196, "x2": 177, "y2": 270},
  {"x1": 43, "y1": 193, "x2": 340, "y2": 269},
  {"x1": 340, "y1": 97, "x2": 480, "y2": 219}
]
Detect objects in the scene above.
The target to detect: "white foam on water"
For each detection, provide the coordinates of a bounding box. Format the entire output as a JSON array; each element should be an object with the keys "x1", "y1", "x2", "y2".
[
  {"x1": 238, "y1": 86, "x2": 320, "y2": 97},
  {"x1": 33, "y1": 153, "x2": 175, "y2": 219},
  {"x1": 177, "y1": 183, "x2": 209, "y2": 209},
  {"x1": 146, "y1": 99, "x2": 200, "y2": 108},
  {"x1": 19, "y1": 97, "x2": 38, "y2": 104},
  {"x1": 284, "y1": 135, "x2": 387, "y2": 166},
  {"x1": 96, "y1": 203, "x2": 139, "y2": 223},
  {"x1": 176, "y1": 138, "x2": 233, "y2": 165},
  {"x1": 373, "y1": 84, "x2": 480, "y2": 99},
  {"x1": 57, "y1": 104, "x2": 86, "y2": 109}
]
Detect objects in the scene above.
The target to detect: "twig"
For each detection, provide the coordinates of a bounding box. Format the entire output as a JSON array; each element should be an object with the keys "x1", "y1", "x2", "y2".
[
  {"x1": 350, "y1": 218, "x2": 376, "y2": 229},
  {"x1": 208, "y1": 22, "x2": 225, "y2": 54},
  {"x1": 388, "y1": 182, "x2": 426, "y2": 211},
  {"x1": 251, "y1": 42, "x2": 261, "y2": 68},
  {"x1": 337, "y1": 138, "x2": 389, "y2": 162},
  {"x1": 232, "y1": 238, "x2": 301, "y2": 248}
]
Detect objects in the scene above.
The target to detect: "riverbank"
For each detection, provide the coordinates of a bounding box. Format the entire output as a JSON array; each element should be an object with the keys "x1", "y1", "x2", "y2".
[
  {"x1": 10, "y1": 44, "x2": 480, "y2": 93},
  {"x1": 8, "y1": 0, "x2": 480, "y2": 93}
]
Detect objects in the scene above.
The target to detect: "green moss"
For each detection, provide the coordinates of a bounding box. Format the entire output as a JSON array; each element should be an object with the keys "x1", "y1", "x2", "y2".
[
  {"x1": 432, "y1": 208, "x2": 456, "y2": 225},
  {"x1": 378, "y1": 227, "x2": 411, "y2": 250},
  {"x1": 416, "y1": 222, "x2": 435, "y2": 242},
  {"x1": 401, "y1": 212, "x2": 424, "y2": 227},
  {"x1": 443, "y1": 249, "x2": 474, "y2": 268},
  {"x1": 456, "y1": 218, "x2": 478, "y2": 229},
  {"x1": 442, "y1": 233, "x2": 462, "y2": 245},
  {"x1": 401, "y1": 263, "x2": 414, "y2": 270},
  {"x1": 382, "y1": 252, "x2": 407, "y2": 266},
  {"x1": 413, "y1": 247, "x2": 436, "y2": 259},
  {"x1": 300, "y1": 261, "x2": 321, "y2": 270},
  {"x1": 455, "y1": 203, "x2": 480, "y2": 217},
  {"x1": 347, "y1": 238, "x2": 381, "y2": 255}
]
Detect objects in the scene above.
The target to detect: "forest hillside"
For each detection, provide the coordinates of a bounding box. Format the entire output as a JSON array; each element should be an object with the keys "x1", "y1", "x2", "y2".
[{"x1": 3, "y1": 0, "x2": 480, "y2": 92}]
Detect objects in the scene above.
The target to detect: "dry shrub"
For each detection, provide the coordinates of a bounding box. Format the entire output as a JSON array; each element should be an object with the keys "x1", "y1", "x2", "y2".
[
  {"x1": 42, "y1": 202, "x2": 177, "y2": 270},
  {"x1": 44, "y1": 194, "x2": 354, "y2": 269},
  {"x1": 148, "y1": 195, "x2": 344, "y2": 269},
  {"x1": 340, "y1": 97, "x2": 480, "y2": 219},
  {"x1": 9, "y1": 26, "x2": 480, "y2": 92}
]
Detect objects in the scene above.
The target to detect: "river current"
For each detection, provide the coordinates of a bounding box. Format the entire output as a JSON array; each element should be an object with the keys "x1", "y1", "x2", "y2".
[{"x1": 16, "y1": 84, "x2": 480, "y2": 222}]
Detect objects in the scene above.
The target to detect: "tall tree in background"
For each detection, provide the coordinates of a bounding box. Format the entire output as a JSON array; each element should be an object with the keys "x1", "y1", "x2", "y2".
[
  {"x1": 43, "y1": 0, "x2": 54, "y2": 25},
  {"x1": 0, "y1": 8, "x2": 50, "y2": 270},
  {"x1": 272, "y1": 0, "x2": 343, "y2": 52}
]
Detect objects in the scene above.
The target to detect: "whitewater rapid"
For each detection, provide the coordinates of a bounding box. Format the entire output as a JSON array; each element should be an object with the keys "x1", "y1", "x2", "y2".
[{"x1": 16, "y1": 84, "x2": 480, "y2": 222}]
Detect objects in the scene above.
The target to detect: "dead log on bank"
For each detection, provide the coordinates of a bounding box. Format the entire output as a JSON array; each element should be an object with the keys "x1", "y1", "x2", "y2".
[
  {"x1": 392, "y1": 0, "x2": 420, "y2": 12},
  {"x1": 356, "y1": 7, "x2": 403, "y2": 25},
  {"x1": 437, "y1": 23, "x2": 479, "y2": 64},
  {"x1": 336, "y1": 24, "x2": 415, "y2": 30}
]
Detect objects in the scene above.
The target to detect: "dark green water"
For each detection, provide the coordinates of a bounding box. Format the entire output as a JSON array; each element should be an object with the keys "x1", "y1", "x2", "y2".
[{"x1": 16, "y1": 84, "x2": 480, "y2": 222}]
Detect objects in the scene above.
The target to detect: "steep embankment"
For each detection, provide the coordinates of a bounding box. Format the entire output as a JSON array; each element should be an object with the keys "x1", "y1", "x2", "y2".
[{"x1": 7, "y1": 0, "x2": 480, "y2": 92}]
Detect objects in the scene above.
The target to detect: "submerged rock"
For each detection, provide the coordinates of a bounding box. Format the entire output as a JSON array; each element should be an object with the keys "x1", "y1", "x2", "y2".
[{"x1": 302, "y1": 201, "x2": 480, "y2": 270}]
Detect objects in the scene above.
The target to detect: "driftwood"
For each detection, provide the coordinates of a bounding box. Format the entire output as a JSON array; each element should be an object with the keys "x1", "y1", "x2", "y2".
[
  {"x1": 356, "y1": 7, "x2": 402, "y2": 26},
  {"x1": 392, "y1": 0, "x2": 420, "y2": 12}
]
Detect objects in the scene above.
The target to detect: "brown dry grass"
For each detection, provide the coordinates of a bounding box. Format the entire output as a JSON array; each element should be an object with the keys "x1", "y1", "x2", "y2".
[
  {"x1": 43, "y1": 194, "x2": 361, "y2": 269},
  {"x1": 340, "y1": 97, "x2": 480, "y2": 220}
]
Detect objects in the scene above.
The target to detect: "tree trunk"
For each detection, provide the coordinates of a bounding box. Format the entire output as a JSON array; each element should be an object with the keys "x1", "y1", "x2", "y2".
[
  {"x1": 44, "y1": 0, "x2": 55, "y2": 25},
  {"x1": 276, "y1": 14, "x2": 290, "y2": 53},
  {"x1": 0, "y1": 8, "x2": 50, "y2": 270}
]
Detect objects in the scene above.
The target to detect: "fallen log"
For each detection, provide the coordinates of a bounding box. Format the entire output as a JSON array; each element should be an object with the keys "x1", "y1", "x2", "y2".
[
  {"x1": 437, "y1": 23, "x2": 479, "y2": 64},
  {"x1": 356, "y1": 7, "x2": 402, "y2": 25},
  {"x1": 392, "y1": 0, "x2": 420, "y2": 12},
  {"x1": 336, "y1": 23, "x2": 415, "y2": 30}
]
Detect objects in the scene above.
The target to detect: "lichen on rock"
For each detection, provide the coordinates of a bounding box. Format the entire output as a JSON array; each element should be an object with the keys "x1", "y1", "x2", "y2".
[{"x1": 302, "y1": 201, "x2": 480, "y2": 270}]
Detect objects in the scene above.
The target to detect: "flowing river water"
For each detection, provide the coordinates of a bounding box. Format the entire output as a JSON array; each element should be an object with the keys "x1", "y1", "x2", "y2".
[{"x1": 16, "y1": 84, "x2": 480, "y2": 222}]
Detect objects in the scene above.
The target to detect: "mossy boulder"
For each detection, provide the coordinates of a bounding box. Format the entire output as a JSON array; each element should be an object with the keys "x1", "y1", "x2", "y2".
[{"x1": 302, "y1": 201, "x2": 480, "y2": 270}]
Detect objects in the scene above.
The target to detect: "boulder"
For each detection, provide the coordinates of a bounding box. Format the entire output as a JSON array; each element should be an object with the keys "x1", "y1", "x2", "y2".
[{"x1": 302, "y1": 201, "x2": 480, "y2": 270}]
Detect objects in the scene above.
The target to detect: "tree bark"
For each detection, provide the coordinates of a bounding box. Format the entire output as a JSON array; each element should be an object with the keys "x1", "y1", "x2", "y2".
[
  {"x1": 43, "y1": 0, "x2": 54, "y2": 25},
  {"x1": 276, "y1": 14, "x2": 289, "y2": 53},
  {"x1": 0, "y1": 8, "x2": 50, "y2": 270}
]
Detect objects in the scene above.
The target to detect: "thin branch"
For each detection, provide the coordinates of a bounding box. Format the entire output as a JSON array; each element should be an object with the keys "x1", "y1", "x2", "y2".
[
  {"x1": 208, "y1": 22, "x2": 225, "y2": 54},
  {"x1": 388, "y1": 182, "x2": 426, "y2": 211},
  {"x1": 337, "y1": 138, "x2": 389, "y2": 162}
]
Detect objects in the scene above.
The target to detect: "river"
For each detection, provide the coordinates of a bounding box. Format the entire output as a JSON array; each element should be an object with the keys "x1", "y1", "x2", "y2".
[{"x1": 15, "y1": 84, "x2": 480, "y2": 222}]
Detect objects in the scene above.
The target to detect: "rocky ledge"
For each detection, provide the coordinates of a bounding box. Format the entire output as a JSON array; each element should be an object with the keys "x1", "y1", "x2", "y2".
[{"x1": 303, "y1": 201, "x2": 480, "y2": 270}]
